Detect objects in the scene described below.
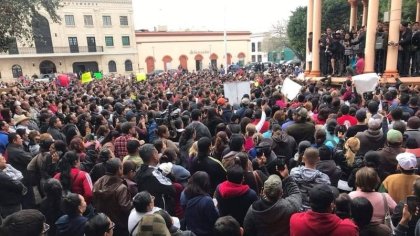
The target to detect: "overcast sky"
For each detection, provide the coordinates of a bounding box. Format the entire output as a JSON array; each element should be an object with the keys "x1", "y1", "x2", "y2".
[{"x1": 133, "y1": 0, "x2": 308, "y2": 33}]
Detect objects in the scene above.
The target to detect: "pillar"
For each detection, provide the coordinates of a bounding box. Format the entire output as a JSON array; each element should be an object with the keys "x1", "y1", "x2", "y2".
[
  {"x1": 417, "y1": 0, "x2": 420, "y2": 22},
  {"x1": 364, "y1": 0, "x2": 379, "y2": 73},
  {"x1": 383, "y1": 0, "x2": 402, "y2": 79},
  {"x1": 309, "y1": 0, "x2": 322, "y2": 77},
  {"x1": 362, "y1": 0, "x2": 368, "y2": 27},
  {"x1": 349, "y1": 0, "x2": 358, "y2": 31},
  {"x1": 305, "y1": 0, "x2": 314, "y2": 75}
]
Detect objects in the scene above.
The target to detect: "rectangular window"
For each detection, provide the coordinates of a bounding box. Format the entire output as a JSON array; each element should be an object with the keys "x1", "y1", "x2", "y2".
[
  {"x1": 120, "y1": 16, "x2": 128, "y2": 26},
  {"x1": 251, "y1": 42, "x2": 255, "y2": 52},
  {"x1": 65, "y1": 15, "x2": 75, "y2": 26},
  {"x1": 122, "y1": 36, "x2": 130, "y2": 46},
  {"x1": 252, "y1": 55, "x2": 256, "y2": 62},
  {"x1": 68, "y1": 37, "x2": 79, "y2": 53},
  {"x1": 105, "y1": 36, "x2": 114, "y2": 46},
  {"x1": 84, "y1": 15, "x2": 93, "y2": 26},
  {"x1": 257, "y1": 55, "x2": 262, "y2": 62},
  {"x1": 257, "y1": 42, "x2": 262, "y2": 52},
  {"x1": 102, "y1": 16, "x2": 112, "y2": 26}
]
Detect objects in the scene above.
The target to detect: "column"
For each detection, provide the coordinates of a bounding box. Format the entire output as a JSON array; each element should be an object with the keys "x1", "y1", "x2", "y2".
[
  {"x1": 362, "y1": 0, "x2": 368, "y2": 27},
  {"x1": 305, "y1": 0, "x2": 314, "y2": 75},
  {"x1": 349, "y1": 0, "x2": 358, "y2": 31},
  {"x1": 383, "y1": 0, "x2": 402, "y2": 79},
  {"x1": 309, "y1": 0, "x2": 322, "y2": 77},
  {"x1": 417, "y1": 0, "x2": 420, "y2": 22},
  {"x1": 364, "y1": 0, "x2": 379, "y2": 73}
]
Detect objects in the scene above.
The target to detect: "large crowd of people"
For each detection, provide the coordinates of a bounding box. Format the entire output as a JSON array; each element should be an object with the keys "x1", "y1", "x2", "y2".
[{"x1": 0, "y1": 67, "x2": 419, "y2": 236}]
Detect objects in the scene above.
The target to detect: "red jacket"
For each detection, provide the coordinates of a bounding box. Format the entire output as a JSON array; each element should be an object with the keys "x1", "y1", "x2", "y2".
[
  {"x1": 290, "y1": 211, "x2": 358, "y2": 236},
  {"x1": 54, "y1": 168, "x2": 93, "y2": 204}
]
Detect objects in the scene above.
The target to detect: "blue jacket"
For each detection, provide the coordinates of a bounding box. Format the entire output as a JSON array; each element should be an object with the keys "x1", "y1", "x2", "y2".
[
  {"x1": 0, "y1": 131, "x2": 8, "y2": 154},
  {"x1": 181, "y1": 193, "x2": 219, "y2": 236},
  {"x1": 55, "y1": 215, "x2": 87, "y2": 236}
]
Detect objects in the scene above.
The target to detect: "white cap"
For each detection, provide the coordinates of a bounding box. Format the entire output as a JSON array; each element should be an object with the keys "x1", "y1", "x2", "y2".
[{"x1": 396, "y1": 153, "x2": 418, "y2": 170}]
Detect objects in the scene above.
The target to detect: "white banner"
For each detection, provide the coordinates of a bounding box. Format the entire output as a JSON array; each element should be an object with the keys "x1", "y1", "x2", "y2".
[
  {"x1": 223, "y1": 81, "x2": 251, "y2": 106},
  {"x1": 352, "y1": 73, "x2": 379, "y2": 94},
  {"x1": 281, "y1": 78, "x2": 302, "y2": 100}
]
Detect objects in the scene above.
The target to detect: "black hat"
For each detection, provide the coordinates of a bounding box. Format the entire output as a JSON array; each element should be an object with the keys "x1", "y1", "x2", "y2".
[{"x1": 309, "y1": 184, "x2": 335, "y2": 209}]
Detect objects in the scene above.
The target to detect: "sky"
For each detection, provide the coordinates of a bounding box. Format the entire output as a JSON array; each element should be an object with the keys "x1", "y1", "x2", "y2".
[{"x1": 133, "y1": 0, "x2": 308, "y2": 33}]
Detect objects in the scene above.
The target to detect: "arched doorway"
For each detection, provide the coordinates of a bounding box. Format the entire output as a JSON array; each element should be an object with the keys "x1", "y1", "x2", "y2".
[
  {"x1": 145, "y1": 56, "x2": 155, "y2": 73},
  {"x1": 108, "y1": 60, "x2": 117, "y2": 73},
  {"x1": 32, "y1": 14, "x2": 53, "y2": 54},
  {"x1": 72, "y1": 61, "x2": 98, "y2": 75},
  {"x1": 194, "y1": 54, "x2": 203, "y2": 71},
  {"x1": 125, "y1": 60, "x2": 133, "y2": 71},
  {"x1": 162, "y1": 55, "x2": 172, "y2": 71},
  {"x1": 11, "y1": 65, "x2": 23, "y2": 78},
  {"x1": 39, "y1": 60, "x2": 57, "y2": 74},
  {"x1": 237, "y1": 52, "x2": 246, "y2": 66},
  {"x1": 227, "y1": 53, "x2": 232, "y2": 66},
  {"x1": 179, "y1": 55, "x2": 188, "y2": 70},
  {"x1": 210, "y1": 53, "x2": 218, "y2": 70}
]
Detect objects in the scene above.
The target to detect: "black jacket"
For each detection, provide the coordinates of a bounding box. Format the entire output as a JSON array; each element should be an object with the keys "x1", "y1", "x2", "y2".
[
  {"x1": 135, "y1": 165, "x2": 176, "y2": 215},
  {"x1": 6, "y1": 143, "x2": 32, "y2": 181},
  {"x1": 0, "y1": 171, "x2": 24, "y2": 206},
  {"x1": 190, "y1": 155, "x2": 227, "y2": 194}
]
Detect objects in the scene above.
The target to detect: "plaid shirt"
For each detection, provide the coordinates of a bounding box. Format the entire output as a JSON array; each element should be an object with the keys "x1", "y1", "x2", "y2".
[{"x1": 114, "y1": 134, "x2": 131, "y2": 160}]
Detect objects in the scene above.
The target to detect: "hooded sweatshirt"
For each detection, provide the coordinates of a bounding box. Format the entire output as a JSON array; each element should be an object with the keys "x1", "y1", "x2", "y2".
[
  {"x1": 55, "y1": 215, "x2": 87, "y2": 236},
  {"x1": 355, "y1": 129, "x2": 385, "y2": 156},
  {"x1": 290, "y1": 210, "x2": 358, "y2": 236},
  {"x1": 214, "y1": 181, "x2": 258, "y2": 225},
  {"x1": 243, "y1": 176, "x2": 302, "y2": 236},
  {"x1": 272, "y1": 131, "x2": 297, "y2": 160},
  {"x1": 290, "y1": 166, "x2": 331, "y2": 210}
]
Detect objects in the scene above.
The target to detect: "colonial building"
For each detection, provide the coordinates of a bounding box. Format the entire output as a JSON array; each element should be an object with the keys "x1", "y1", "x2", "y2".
[
  {"x1": 250, "y1": 32, "x2": 268, "y2": 63},
  {"x1": 0, "y1": 0, "x2": 138, "y2": 79},
  {"x1": 136, "y1": 30, "x2": 251, "y2": 73}
]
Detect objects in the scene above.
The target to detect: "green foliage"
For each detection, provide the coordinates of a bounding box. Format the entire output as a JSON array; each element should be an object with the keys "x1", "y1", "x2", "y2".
[
  {"x1": 0, "y1": 0, "x2": 61, "y2": 52},
  {"x1": 321, "y1": 0, "x2": 351, "y2": 31},
  {"x1": 287, "y1": 6, "x2": 307, "y2": 60},
  {"x1": 379, "y1": 0, "x2": 416, "y2": 23}
]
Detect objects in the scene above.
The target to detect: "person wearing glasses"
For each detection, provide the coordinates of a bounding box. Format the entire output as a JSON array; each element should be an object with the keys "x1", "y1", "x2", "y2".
[{"x1": 84, "y1": 213, "x2": 115, "y2": 236}]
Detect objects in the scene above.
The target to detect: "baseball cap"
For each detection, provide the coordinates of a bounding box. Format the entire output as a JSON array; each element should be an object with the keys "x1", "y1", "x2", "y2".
[
  {"x1": 241, "y1": 98, "x2": 250, "y2": 105},
  {"x1": 217, "y1": 97, "x2": 227, "y2": 106},
  {"x1": 264, "y1": 175, "x2": 282, "y2": 200},
  {"x1": 387, "y1": 129, "x2": 403, "y2": 144},
  {"x1": 397, "y1": 152, "x2": 417, "y2": 170},
  {"x1": 309, "y1": 184, "x2": 335, "y2": 209},
  {"x1": 294, "y1": 107, "x2": 308, "y2": 118}
]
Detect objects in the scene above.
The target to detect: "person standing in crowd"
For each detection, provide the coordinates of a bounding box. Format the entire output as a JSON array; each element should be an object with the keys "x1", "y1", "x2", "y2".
[
  {"x1": 398, "y1": 22, "x2": 412, "y2": 77},
  {"x1": 84, "y1": 213, "x2": 115, "y2": 236},
  {"x1": 93, "y1": 158, "x2": 132, "y2": 236},
  {"x1": 290, "y1": 184, "x2": 358, "y2": 236},
  {"x1": 0, "y1": 121, "x2": 9, "y2": 154},
  {"x1": 286, "y1": 107, "x2": 315, "y2": 144},
  {"x1": 55, "y1": 193, "x2": 88, "y2": 236},
  {"x1": 185, "y1": 109, "x2": 211, "y2": 140},
  {"x1": 0, "y1": 209, "x2": 48, "y2": 236},
  {"x1": 47, "y1": 116, "x2": 66, "y2": 142},
  {"x1": 114, "y1": 122, "x2": 136, "y2": 160}
]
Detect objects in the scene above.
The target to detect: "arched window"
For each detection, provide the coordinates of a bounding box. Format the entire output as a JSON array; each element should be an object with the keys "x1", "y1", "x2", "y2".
[
  {"x1": 108, "y1": 60, "x2": 117, "y2": 72},
  {"x1": 145, "y1": 56, "x2": 155, "y2": 73},
  {"x1": 12, "y1": 65, "x2": 23, "y2": 78},
  {"x1": 125, "y1": 60, "x2": 133, "y2": 71}
]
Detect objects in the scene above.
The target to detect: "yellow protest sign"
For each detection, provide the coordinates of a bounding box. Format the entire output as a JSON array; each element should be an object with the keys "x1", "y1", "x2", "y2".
[
  {"x1": 136, "y1": 72, "x2": 146, "y2": 82},
  {"x1": 81, "y1": 72, "x2": 92, "y2": 84}
]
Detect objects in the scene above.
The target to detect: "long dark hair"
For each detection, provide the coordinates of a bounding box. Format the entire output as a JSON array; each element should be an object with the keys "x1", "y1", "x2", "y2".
[
  {"x1": 179, "y1": 126, "x2": 195, "y2": 147},
  {"x1": 100, "y1": 130, "x2": 120, "y2": 146},
  {"x1": 184, "y1": 171, "x2": 210, "y2": 198},
  {"x1": 58, "y1": 151, "x2": 79, "y2": 192}
]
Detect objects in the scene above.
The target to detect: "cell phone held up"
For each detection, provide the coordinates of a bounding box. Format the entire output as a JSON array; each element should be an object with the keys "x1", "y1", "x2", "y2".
[{"x1": 407, "y1": 195, "x2": 418, "y2": 214}]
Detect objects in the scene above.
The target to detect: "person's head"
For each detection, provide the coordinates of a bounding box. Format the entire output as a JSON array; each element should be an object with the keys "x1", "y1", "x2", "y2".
[
  {"x1": 197, "y1": 137, "x2": 212, "y2": 155},
  {"x1": 363, "y1": 151, "x2": 381, "y2": 168},
  {"x1": 160, "y1": 148, "x2": 177, "y2": 164},
  {"x1": 84, "y1": 213, "x2": 114, "y2": 236},
  {"x1": 293, "y1": 107, "x2": 308, "y2": 123},
  {"x1": 314, "y1": 128, "x2": 327, "y2": 146},
  {"x1": 39, "y1": 133, "x2": 54, "y2": 152},
  {"x1": 213, "y1": 216, "x2": 243, "y2": 236},
  {"x1": 226, "y1": 165, "x2": 244, "y2": 184},
  {"x1": 122, "y1": 160, "x2": 137, "y2": 180},
  {"x1": 263, "y1": 174, "x2": 283, "y2": 202},
  {"x1": 58, "y1": 151, "x2": 80, "y2": 191},
  {"x1": 344, "y1": 137, "x2": 360, "y2": 166},
  {"x1": 351, "y1": 197, "x2": 374, "y2": 229},
  {"x1": 367, "y1": 101, "x2": 379, "y2": 115},
  {"x1": 309, "y1": 184, "x2": 335, "y2": 213},
  {"x1": 191, "y1": 109, "x2": 202, "y2": 121},
  {"x1": 229, "y1": 134, "x2": 244, "y2": 152},
  {"x1": 367, "y1": 117, "x2": 382, "y2": 131},
  {"x1": 105, "y1": 158, "x2": 123, "y2": 176},
  {"x1": 49, "y1": 116, "x2": 63, "y2": 128},
  {"x1": 157, "y1": 125, "x2": 170, "y2": 139},
  {"x1": 69, "y1": 137, "x2": 85, "y2": 153},
  {"x1": 126, "y1": 140, "x2": 141, "y2": 155},
  {"x1": 355, "y1": 109, "x2": 367, "y2": 123},
  {"x1": 391, "y1": 107, "x2": 403, "y2": 121},
  {"x1": 0, "y1": 209, "x2": 46, "y2": 236},
  {"x1": 408, "y1": 116, "x2": 420, "y2": 130},
  {"x1": 120, "y1": 122, "x2": 135, "y2": 135},
  {"x1": 137, "y1": 214, "x2": 170, "y2": 236},
  {"x1": 355, "y1": 167, "x2": 380, "y2": 192},
  {"x1": 335, "y1": 193, "x2": 351, "y2": 219},
  {"x1": 318, "y1": 145, "x2": 332, "y2": 161},
  {"x1": 8, "y1": 133, "x2": 22, "y2": 146},
  {"x1": 303, "y1": 147, "x2": 320, "y2": 166},
  {"x1": 43, "y1": 178, "x2": 63, "y2": 201},
  {"x1": 340, "y1": 104, "x2": 350, "y2": 115},
  {"x1": 392, "y1": 120, "x2": 407, "y2": 134},
  {"x1": 396, "y1": 152, "x2": 418, "y2": 174},
  {"x1": 140, "y1": 144, "x2": 159, "y2": 165},
  {"x1": 61, "y1": 193, "x2": 87, "y2": 217},
  {"x1": 133, "y1": 191, "x2": 155, "y2": 213},
  {"x1": 245, "y1": 123, "x2": 256, "y2": 137},
  {"x1": 387, "y1": 129, "x2": 403, "y2": 146},
  {"x1": 185, "y1": 171, "x2": 210, "y2": 198}
]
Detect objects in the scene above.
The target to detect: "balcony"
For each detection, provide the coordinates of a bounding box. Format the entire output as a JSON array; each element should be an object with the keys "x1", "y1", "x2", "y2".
[{"x1": 5, "y1": 46, "x2": 104, "y2": 55}]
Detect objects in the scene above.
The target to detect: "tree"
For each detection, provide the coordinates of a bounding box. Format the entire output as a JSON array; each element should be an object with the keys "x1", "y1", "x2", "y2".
[
  {"x1": 0, "y1": 0, "x2": 61, "y2": 52},
  {"x1": 262, "y1": 21, "x2": 289, "y2": 54},
  {"x1": 379, "y1": 0, "x2": 416, "y2": 23},
  {"x1": 287, "y1": 6, "x2": 307, "y2": 60}
]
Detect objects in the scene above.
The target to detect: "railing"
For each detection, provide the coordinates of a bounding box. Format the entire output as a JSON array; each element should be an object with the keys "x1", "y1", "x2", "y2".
[{"x1": 3, "y1": 46, "x2": 104, "y2": 55}]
